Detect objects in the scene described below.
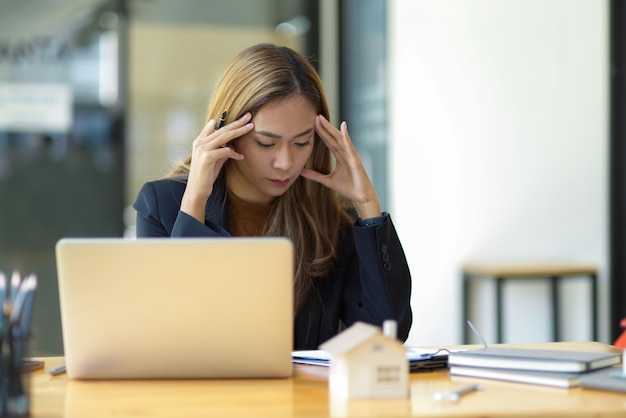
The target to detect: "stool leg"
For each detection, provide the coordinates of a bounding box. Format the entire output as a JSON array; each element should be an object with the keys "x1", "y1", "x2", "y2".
[
  {"x1": 462, "y1": 273, "x2": 470, "y2": 344},
  {"x1": 496, "y1": 278, "x2": 504, "y2": 344},
  {"x1": 591, "y1": 273, "x2": 598, "y2": 341},
  {"x1": 550, "y1": 276, "x2": 559, "y2": 342}
]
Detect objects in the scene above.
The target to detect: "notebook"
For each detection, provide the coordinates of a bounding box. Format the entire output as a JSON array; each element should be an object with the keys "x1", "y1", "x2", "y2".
[
  {"x1": 449, "y1": 365, "x2": 583, "y2": 388},
  {"x1": 447, "y1": 347, "x2": 620, "y2": 373},
  {"x1": 55, "y1": 237, "x2": 294, "y2": 380}
]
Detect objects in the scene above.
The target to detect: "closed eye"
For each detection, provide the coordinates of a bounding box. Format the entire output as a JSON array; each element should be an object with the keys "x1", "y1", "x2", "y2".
[
  {"x1": 255, "y1": 140, "x2": 311, "y2": 148},
  {"x1": 256, "y1": 141, "x2": 275, "y2": 148}
]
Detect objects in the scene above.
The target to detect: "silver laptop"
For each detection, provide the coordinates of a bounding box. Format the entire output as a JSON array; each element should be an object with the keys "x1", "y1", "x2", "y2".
[{"x1": 55, "y1": 237, "x2": 294, "y2": 379}]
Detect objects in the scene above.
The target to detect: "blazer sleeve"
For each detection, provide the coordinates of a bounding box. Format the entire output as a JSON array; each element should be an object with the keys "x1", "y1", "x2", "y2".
[
  {"x1": 133, "y1": 181, "x2": 229, "y2": 238},
  {"x1": 342, "y1": 213, "x2": 413, "y2": 341}
]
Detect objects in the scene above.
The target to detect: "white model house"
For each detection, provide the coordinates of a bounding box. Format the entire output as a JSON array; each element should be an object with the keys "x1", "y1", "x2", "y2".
[{"x1": 320, "y1": 321, "x2": 409, "y2": 399}]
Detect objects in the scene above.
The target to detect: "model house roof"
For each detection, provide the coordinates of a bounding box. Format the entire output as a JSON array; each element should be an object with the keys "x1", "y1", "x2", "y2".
[{"x1": 320, "y1": 322, "x2": 390, "y2": 356}]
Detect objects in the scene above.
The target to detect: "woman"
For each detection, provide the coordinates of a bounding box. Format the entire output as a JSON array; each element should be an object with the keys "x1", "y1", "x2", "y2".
[{"x1": 133, "y1": 43, "x2": 412, "y2": 349}]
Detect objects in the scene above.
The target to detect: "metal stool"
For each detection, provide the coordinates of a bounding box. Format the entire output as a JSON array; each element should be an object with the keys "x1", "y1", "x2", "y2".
[{"x1": 462, "y1": 262, "x2": 598, "y2": 344}]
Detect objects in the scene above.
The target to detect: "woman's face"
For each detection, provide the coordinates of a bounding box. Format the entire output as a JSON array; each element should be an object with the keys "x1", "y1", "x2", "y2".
[{"x1": 227, "y1": 95, "x2": 317, "y2": 205}]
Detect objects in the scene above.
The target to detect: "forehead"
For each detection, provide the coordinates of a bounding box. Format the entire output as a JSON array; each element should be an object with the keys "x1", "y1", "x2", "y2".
[{"x1": 253, "y1": 95, "x2": 317, "y2": 129}]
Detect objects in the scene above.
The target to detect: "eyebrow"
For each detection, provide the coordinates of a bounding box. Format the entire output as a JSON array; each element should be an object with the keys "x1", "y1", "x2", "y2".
[{"x1": 254, "y1": 127, "x2": 314, "y2": 140}]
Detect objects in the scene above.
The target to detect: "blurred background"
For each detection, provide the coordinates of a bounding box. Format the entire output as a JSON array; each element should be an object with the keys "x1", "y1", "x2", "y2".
[{"x1": 0, "y1": 0, "x2": 623, "y2": 356}]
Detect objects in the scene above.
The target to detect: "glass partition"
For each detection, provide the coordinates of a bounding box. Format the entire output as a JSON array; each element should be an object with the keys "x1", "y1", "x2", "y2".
[{"x1": 0, "y1": 0, "x2": 126, "y2": 355}]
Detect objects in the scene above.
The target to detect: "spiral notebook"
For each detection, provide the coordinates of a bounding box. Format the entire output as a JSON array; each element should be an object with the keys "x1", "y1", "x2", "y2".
[{"x1": 55, "y1": 237, "x2": 294, "y2": 379}]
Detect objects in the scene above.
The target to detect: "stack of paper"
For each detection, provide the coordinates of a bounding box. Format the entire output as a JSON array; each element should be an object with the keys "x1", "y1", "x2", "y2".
[
  {"x1": 447, "y1": 347, "x2": 621, "y2": 388},
  {"x1": 293, "y1": 347, "x2": 452, "y2": 372}
]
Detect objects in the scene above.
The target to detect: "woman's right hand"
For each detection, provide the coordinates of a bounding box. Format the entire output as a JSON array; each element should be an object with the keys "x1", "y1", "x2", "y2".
[{"x1": 181, "y1": 112, "x2": 254, "y2": 223}]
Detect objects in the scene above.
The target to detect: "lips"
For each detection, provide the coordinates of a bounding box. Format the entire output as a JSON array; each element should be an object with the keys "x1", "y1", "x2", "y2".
[{"x1": 270, "y1": 179, "x2": 290, "y2": 187}]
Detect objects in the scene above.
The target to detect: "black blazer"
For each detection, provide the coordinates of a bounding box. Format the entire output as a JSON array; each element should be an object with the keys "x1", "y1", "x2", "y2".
[{"x1": 133, "y1": 178, "x2": 413, "y2": 349}]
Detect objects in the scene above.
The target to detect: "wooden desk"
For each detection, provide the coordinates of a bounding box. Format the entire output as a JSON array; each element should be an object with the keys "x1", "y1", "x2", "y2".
[{"x1": 28, "y1": 342, "x2": 625, "y2": 418}]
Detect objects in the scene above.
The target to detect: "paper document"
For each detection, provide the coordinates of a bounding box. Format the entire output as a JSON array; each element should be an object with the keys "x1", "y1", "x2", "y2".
[{"x1": 292, "y1": 347, "x2": 461, "y2": 372}]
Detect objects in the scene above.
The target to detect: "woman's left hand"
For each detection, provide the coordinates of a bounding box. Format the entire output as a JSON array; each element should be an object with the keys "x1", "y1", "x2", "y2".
[{"x1": 300, "y1": 114, "x2": 382, "y2": 219}]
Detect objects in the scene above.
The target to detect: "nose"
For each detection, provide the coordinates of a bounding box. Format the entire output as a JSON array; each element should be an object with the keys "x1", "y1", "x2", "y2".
[{"x1": 272, "y1": 145, "x2": 293, "y2": 171}]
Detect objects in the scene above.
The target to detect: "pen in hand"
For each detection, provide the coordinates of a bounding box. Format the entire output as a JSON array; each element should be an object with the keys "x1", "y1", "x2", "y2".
[{"x1": 216, "y1": 110, "x2": 227, "y2": 130}]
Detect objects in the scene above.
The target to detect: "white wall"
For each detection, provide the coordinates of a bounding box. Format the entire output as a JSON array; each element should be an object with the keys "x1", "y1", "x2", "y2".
[{"x1": 389, "y1": 0, "x2": 609, "y2": 346}]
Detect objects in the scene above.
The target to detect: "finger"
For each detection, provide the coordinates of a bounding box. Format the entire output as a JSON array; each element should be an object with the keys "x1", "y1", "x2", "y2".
[
  {"x1": 315, "y1": 115, "x2": 338, "y2": 139},
  {"x1": 196, "y1": 145, "x2": 244, "y2": 163},
  {"x1": 339, "y1": 121, "x2": 353, "y2": 146},
  {"x1": 220, "y1": 146, "x2": 245, "y2": 161},
  {"x1": 300, "y1": 168, "x2": 329, "y2": 187},
  {"x1": 316, "y1": 117, "x2": 357, "y2": 165},
  {"x1": 213, "y1": 122, "x2": 254, "y2": 148},
  {"x1": 199, "y1": 119, "x2": 217, "y2": 137},
  {"x1": 325, "y1": 119, "x2": 354, "y2": 152},
  {"x1": 210, "y1": 114, "x2": 254, "y2": 148},
  {"x1": 198, "y1": 113, "x2": 253, "y2": 147},
  {"x1": 193, "y1": 118, "x2": 222, "y2": 149},
  {"x1": 319, "y1": 116, "x2": 354, "y2": 155},
  {"x1": 223, "y1": 112, "x2": 253, "y2": 130},
  {"x1": 315, "y1": 115, "x2": 341, "y2": 151}
]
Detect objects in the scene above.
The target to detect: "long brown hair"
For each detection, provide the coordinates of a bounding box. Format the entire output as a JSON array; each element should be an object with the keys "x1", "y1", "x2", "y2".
[{"x1": 170, "y1": 43, "x2": 355, "y2": 313}]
